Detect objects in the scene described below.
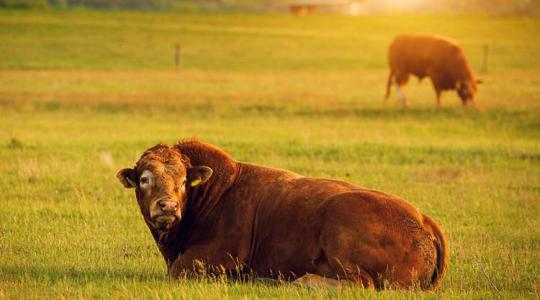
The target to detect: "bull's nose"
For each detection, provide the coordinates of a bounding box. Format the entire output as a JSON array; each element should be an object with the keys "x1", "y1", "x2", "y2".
[{"x1": 158, "y1": 200, "x2": 178, "y2": 213}]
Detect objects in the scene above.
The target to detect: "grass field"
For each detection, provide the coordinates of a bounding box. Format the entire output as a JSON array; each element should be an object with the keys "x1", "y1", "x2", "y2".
[{"x1": 0, "y1": 10, "x2": 539, "y2": 299}]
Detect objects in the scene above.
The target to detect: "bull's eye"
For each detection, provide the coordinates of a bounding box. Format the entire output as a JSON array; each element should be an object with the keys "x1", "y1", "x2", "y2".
[{"x1": 139, "y1": 170, "x2": 154, "y2": 190}]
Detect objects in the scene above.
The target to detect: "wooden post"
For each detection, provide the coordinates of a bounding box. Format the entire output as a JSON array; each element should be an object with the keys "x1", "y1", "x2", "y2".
[
  {"x1": 482, "y1": 44, "x2": 488, "y2": 73},
  {"x1": 175, "y1": 44, "x2": 181, "y2": 70}
]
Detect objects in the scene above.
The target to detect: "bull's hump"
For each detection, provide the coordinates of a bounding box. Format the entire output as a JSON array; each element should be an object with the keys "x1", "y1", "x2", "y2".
[{"x1": 238, "y1": 162, "x2": 302, "y2": 180}]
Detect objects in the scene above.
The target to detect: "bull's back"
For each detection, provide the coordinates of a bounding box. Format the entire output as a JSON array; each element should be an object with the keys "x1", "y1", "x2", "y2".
[{"x1": 225, "y1": 163, "x2": 443, "y2": 287}]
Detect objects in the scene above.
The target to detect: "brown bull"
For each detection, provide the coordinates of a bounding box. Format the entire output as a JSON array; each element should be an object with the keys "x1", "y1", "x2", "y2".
[
  {"x1": 117, "y1": 140, "x2": 448, "y2": 290},
  {"x1": 385, "y1": 34, "x2": 481, "y2": 107}
]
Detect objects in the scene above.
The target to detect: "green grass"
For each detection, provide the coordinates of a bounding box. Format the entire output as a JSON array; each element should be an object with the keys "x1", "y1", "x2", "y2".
[
  {"x1": 0, "y1": 10, "x2": 539, "y2": 299},
  {"x1": 1, "y1": 10, "x2": 539, "y2": 71}
]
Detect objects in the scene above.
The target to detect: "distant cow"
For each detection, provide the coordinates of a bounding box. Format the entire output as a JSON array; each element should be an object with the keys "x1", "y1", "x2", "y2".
[
  {"x1": 385, "y1": 34, "x2": 481, "y2": 107},
  {"x1": 117, "y1": 139, "x2": 448, "y2": 290}
]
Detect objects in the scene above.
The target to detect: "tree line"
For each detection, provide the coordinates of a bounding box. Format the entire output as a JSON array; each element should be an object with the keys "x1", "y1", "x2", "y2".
[{"x1": 1, "y1": 0, "x2": 539, "y2": 15}]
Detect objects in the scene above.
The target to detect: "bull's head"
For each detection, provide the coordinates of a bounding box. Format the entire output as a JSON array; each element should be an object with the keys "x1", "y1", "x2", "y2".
[
  {"x1": 116, "y1": 144, "x2": 212, "y2": 231},
  {"x1": 456, "y1": 79, "x2": 482, "y2": 105}
]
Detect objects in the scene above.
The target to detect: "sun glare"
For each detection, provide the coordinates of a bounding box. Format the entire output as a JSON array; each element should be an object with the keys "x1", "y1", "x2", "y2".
[{"x1": 381, "y1": 0, "x2": 432, "y2": 12}]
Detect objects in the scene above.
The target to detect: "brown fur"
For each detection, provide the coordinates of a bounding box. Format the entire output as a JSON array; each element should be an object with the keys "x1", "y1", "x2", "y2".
[
  {"x1": 117, "y1": 139, "x2": 449, "y2": 290},
  {"x1": 385, "y1": 34, "x2": 479, "y2": 107}
]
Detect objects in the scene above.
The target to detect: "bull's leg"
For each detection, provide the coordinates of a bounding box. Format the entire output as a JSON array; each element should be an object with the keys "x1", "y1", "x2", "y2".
[
  {"x1": 294, "y1": 270, "x2": 376, "y2": 289},
  {"x1": 294, "y1": 273, "x2": 354, "y2": 288},
  {"x1": 309, "y1": 250, "x2": 377, "y2": 289},
  {"x1": 168, "y1": 247, "x2": 246, "y2": 279}
]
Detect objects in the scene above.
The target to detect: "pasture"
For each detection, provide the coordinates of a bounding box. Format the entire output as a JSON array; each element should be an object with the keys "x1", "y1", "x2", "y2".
[{"x1": 0, "y1": 10, "x2": 539, "y2": 299}]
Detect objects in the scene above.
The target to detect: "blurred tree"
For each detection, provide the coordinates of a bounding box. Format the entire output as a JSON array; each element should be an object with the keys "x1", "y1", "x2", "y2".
[{"x1": 49, "y1": 0, "x2": 66, "y2": 8}]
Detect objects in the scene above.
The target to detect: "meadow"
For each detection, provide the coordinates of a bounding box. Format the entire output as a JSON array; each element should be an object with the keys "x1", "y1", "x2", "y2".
[{"x1": 0, "y1": 10, "x2": 539, "y2": 299}]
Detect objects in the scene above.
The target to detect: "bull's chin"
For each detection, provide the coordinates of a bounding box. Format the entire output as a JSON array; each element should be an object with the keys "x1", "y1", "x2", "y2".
[{"x1": 152, "y1": 215, "x2": 178, "y2": 230}]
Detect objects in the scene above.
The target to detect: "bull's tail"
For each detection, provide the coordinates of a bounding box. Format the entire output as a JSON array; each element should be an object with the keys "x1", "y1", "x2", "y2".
[
  {"x1": 384, "y1": 69, "x2": 394, "y2": 103},
  {"x1": 422, "y1": 214, "x2": 448, "y2": 291}
]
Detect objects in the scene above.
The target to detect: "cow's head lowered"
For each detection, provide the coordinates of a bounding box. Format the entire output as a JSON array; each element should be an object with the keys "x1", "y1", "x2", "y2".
[
  {"x1": 456, "y1": 79, "x2": 482, "y2": 105},
  {"x1": 116, "y1": 144, "x2": 212, "y2": 231}
]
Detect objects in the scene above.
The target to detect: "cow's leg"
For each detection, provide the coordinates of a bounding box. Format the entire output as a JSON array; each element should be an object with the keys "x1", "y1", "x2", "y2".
[
  {"x1": 430, "y1": 78, "x2": 442, "y2": 108},
  {"x1": 384, "y1": 70, "x2": 394, "y2": 105},
  {"x1": 435, "y1": 90, "x2": 442, "y2": 108},
  {"x1": 395, "y1": 72, "x2": 409, "y2": 108},
  {"x1": 396, "y1": 85, "x2": 408, "y2": 108}
]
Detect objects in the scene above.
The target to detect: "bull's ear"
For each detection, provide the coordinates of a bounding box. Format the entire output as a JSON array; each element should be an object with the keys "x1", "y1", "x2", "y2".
[
  {"x1": 187, "y1": 166, "x2": 213, "y2": 187},
  {"x1": 116, "y1": 168, "x2": 137, "y2": 188}
]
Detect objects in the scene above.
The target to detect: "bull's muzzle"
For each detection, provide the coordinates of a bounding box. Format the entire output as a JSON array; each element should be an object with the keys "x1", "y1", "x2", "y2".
[
  {"x1": 150, "y1": 199, "x2": 181, "y2": 230},
  {"x1": 158, "y1": 200, "x2": 178, "y2": 213}
]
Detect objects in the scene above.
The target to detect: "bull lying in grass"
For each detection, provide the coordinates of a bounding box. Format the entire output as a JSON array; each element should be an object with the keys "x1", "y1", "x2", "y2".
[{"x1": 116, "y1": 139, "x2": 448, "y2": 290}]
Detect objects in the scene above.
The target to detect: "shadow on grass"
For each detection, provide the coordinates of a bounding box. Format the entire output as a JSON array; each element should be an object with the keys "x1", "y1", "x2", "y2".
[
  {"x1": 293, "y1": 106, "x2": 472, "y2": 118},
  {"x1": 0, "y1": 265, "x2": 297, "y2": 289},
  {"x1": 1, "y1": 265, "x2": 166, "y2": 283},
  {"x1": 1, "y1": 98, "x2": 538, "y2": 137}
]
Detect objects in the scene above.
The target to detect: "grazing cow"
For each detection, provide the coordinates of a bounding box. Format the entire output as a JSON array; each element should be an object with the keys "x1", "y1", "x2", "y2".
[
  {"x1": 117, "y1": 139, "x2": 448, "y2": 290},
  {"x1": 385, "y1": 34, "x2": 481, "y2": 107}
]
